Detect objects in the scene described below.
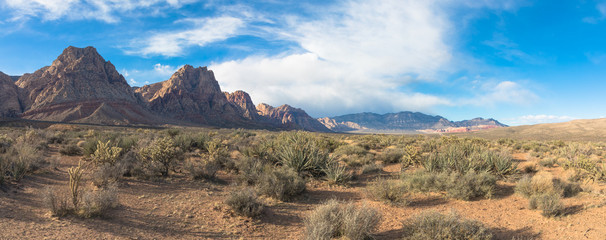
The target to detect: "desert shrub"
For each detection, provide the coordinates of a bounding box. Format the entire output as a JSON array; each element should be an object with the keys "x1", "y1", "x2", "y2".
[
  {"x1": 60, "y1": 144, "x2": 82, "y2": 156},
  {"x1": 257, "y1": 167, "x2": 306, "y2": 201},
  {"x1": 515, "y1": 174, "x2": 581, "y2": 198},
  {"x1": 184, "y1": 156, "x2": 220, "y2": 180},
  {"x1": 138, "y1": 137, "x2": 182, "y2": 177},
  {"x1": 401, "y1": 211, "x2": 492, "y2": 240},
  {"x1": 402, "y1": 170, "x2": 496, "y2": 200},
  {"x1": 165, "y1": 128, "x2": 181, "y2": 138},
  {"x1": 342, "y1": 154, "x2": 374, "y2": 167},
  {"x1": 561, "y1": 153, "x2": 605, "y2": 182},
  {"x1": 175, "y1": 132, "x2": 210, "y2": 152},
  {"x1": 529, "y1": 193, "x2": 564, "y2": 217},
  {"x1": 377, "y1": 148, "x2": 404, "y2": 164},
  {"x1": 79, "y1": 184, "x2": 119, "y2": 218},
  {"x1": 361, "y1": 162, "x2": 382, "y2": 174},
  {"x1": 90, "y1": 140, "x2": 122, "y2": 166},
  {"x1": 421, "y1": 142, "x2": 516, "y2": 178},
  {"x1": 0, "y1": 156, "x2": 7, "y2": 185},
  {"x1": 333, "y1": 144, "x2": 368, "y2": 157},
  {"x1": 367, "y1": 178, "x2": 409, "y2": 206},
  {"x1": 235, "y1": 157, "x2": 269, "y2": 186},
  {"x1": 304, "y1": 199, "x2": 381, "y2": 240},
  {"x1": 358, "y1": 135, "x2": 393, "y2": 150},
  {"x1": 0, "y1": 134, "x2": 13, "y2": 153},
  {"x1": 4, "y1": 142, "x2": 45, "y2": 181},
  {"x1": 539, "y1": 158, "x2": 558, "y2": 167},
  {"x1": 43, "y1": 187, "x2": 71, "y2": 217},
  {"x1": 90, "y1": 162, "x2": 127, "y2": 188},
  {"x1": 323, "y1": 160, "x2": 352, "y2": 186},
  {"x1": 239, "y1": 139, "x2": 276, "y2": 164},
  {"x1": 276, "y1": 131, "x2": 329, "y2": 176},
  {"x1": 225, "y1": 188, "x2": 264, "y2": 218},
  {"x1": 205, "y1": 139, "x2": 231, "y2": 169},
  {"x1": 401, "y1": 145, "x2": 421, "y2": 168}
]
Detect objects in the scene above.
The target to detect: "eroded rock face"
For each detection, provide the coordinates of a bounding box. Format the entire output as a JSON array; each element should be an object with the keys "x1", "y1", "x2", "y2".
[
  {"x1": 15, "y1": 46, "x2": 157, "y2": 124},
  {"x1": 0, "y1": 72, "x2": 21, "y2": 118},
  {"x1": 224, "y1": 90, "x2": 259, "y2": 121},
  {"x1": 317, "y1": 117, "x2": 366, "y2": 132},
  {"x1": 256, "y1": 103, "x2": 331, "y2": 132},
  {"x1": 135, "y1": 65, "x2": 245, "y2": 126}
]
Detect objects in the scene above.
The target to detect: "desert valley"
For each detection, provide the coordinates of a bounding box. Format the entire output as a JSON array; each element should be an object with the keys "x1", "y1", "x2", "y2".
[{"x1": 0, "y1": 46, "x2": 605, "y2": 240}]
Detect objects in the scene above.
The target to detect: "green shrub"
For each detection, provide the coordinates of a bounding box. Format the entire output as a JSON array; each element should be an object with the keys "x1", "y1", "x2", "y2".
[
  {"x1": 529, "y1": 193, "x2": 564, "y2": 217},
  {"x1": 138, "y1": 137, "x2": 182, "y2": 177},
  {"x1": 304, "y1": 199, "x2": 381, "y2": 240},
  {"x1": 276, "y1": 131, "x2": 329, "y2": 176},
  {"x1": 401, "y1": 211, "x2": 492, "y2": 240},
  {"x1": 225, "y1": 188, "x2": 264, "y2": 218},
  {"x1": 342, "y1": 154, "x2": 374, "y2": 167},
  {"x1": 257, "y1": 167, "x2": 306, "y2": 201},
  {"x1": 367, "y1": 178, "x2": 409, "y2": 206},
  {"x1": 175, "y1": 133, "x2": 210, "y2": 152}
]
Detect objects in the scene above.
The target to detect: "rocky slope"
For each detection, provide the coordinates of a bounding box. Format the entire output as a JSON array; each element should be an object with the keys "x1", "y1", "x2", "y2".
[
  {"x1": 257, "y1": 103, "x2": 331, "y2": 132},
  {"x1": 0, "y1": 71, "x2": 22, "y2": 118},
  {"x1": 135, "y1": 65, "x2": 249, "y2": 127},
  {"x1": 224, "y1": 90, "x2": 259, "y2": 121},
  {"x1": 323, "y1": 112, "x2": 506, "y2": 132},
  {"x1": 14, "y1": 46, "x2": 157, "y2": 124}
]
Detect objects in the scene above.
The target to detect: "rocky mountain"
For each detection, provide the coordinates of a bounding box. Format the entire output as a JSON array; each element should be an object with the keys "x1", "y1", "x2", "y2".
[
  {"x1": 323, "y1": 112, "x2": 506, "y2": 133},
  {"x1": 14, "y1": 46, "x2": 157, "y2": 124},
  {"x1": 224, "y1": 90, "x2": 259, "y2": 121},
  {"x1": 0, "y1": 71, "x2": 21, "y2": 118},
  {"x1": 10, "y1": 76, "x2": 20, "y2": 81},
  {"x1": 257, "y1": 103, "x2": 331, "y2": 132},
  {"x1": 135, "y1": 65, "x2": 250, "y2": 127}
]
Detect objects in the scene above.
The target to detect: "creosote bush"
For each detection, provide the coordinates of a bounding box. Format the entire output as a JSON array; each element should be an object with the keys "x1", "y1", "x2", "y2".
[
  {"x1": 515, "y1": 174, "x2": 581, "y2": 198},
  {"x1": 376, "y1": 148, "x2": 404, "y2": 164},
  {"x1": 225, "y1": 188, "x2": 264, "y2": 218},
  {"x1": 304, "y1": 199, "x2": 381, "y2": 240},
  {"x1": 256, "y1": 167, "x2": 306, "y2": 201},
  {"x1": 402, "y1": 170, "x2": 496, "y2": 200},
  {"x1": 184, "y1": 156, "x2": 220, "y2": 180},
  {"x1": 401, "y1": 211, "x2": 493, "y2": 240},
  {"x1": 367, "y1": 178, "x2": 409, "y2": 206}
]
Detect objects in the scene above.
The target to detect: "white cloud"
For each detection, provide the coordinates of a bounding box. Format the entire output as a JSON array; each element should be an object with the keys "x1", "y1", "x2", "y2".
[
  {"x1": 467, "y1": 80, "x2": 538, "y2": 106},
  {"x1": 153, "y1": 63, "x2": 179, "y2": 76},
  {"x1": 129, "y1": 78, "x2": 137, "y2": 84},
  {"x1": 507, "y1": 115, "x2": 576, "y2": 125},
  {"x1": 2, "y1": 0, "x2": 197, "y2": 23},
  {"x1": 130, "y1": 16, "x2": 244, "y2": 56},
  {"x1": 583, "y1": 3, "x2": 606, "y2": 24},
  {"x1": 211, "y1": 0, "x2": 456, "y2": 117}
]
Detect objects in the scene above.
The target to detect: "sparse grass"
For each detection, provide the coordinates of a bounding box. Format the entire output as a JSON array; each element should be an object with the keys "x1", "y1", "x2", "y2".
[
  {"x1": 323, "y1": 160, "x2": 352, "y2": 186},
  {"x1": 401, "y1": 211, "x2": 493, "y2": 240},
  {"x1": 367, "y1": 178, "x2": 409, "y2": 206},
  {"x1": 304, "y1": 199, "x2": 381, "y2": 240},
  {"x1": 225, "y1": 188, "x2": 264, "y2": 218}
]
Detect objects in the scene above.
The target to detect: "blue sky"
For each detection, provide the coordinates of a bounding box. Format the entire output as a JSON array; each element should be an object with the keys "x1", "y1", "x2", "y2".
[{"x1": 1, "y1": 0, "x2": 606, "y2": 126}]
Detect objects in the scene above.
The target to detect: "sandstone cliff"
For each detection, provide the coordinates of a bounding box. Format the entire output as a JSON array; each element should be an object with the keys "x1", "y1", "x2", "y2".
[
  {"x1": 257, "y1": 103, "x2": 331, "y2": 132},
  {"x1": 224, "y1": 90, "x2": 259, "y2": 121},
  {"x1": 0, "y1": 72, "x2": 21, "y2": 118},
  {"x1": 135, "y1": 65, "x2": 246, "y2": 127}
]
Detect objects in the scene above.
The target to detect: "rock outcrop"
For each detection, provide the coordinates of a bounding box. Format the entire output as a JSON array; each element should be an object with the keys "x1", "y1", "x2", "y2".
[
  {"x1": 0, "y1": 72, "x2": 22, "y2": 118},
  {"x1": 135, "y1": 65, "x2": 246, "y2": 127},
  {"x1": 224, "y1": 90, "x2": 259, "y2": 121},
  {"x1": 317, "y1": 117, "x2": 366, "y2": 132},
  {"x1": 15, "y1": 46, "x2": 157, "y2": 124},
  {"x1": 257, "y1": 103, "x2": 331, "y2": 132}
]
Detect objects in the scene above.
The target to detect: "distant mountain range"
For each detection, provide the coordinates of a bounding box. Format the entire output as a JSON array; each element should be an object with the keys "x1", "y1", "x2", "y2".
[{"x1": 0, "y1": 46, "x2": 506, "y2": 133}]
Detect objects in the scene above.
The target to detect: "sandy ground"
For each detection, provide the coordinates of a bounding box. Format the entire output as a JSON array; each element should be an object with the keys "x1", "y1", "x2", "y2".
[{"x1": 1, "y1": 148, "x2": 606, "y2": 240}]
